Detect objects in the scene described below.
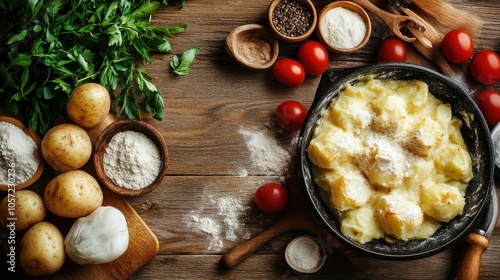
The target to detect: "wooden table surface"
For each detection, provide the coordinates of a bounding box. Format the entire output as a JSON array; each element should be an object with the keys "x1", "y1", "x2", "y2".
[
  {"x1": 3, "y1": 0, "x2": 500, "y2": 279},
  {"x1": 121, "y1": 1, "x2": 500, "y2": 279},
  {"x1": 128, "y1": 0, "x2": 500, "y2": 279}
]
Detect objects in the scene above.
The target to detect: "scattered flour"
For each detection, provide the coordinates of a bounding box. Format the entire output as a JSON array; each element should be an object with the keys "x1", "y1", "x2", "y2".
[
  {"x1": 237, "y1": 168, "x2": 249, "y2": 177},
  {"x1": 214, "y1": 196, "x2": 246, "y2": 242},
  {"x1": 188, "y1": 127, "x2": 296, "y2": 251},
  {"x1": 239, "y1": 127, "x2": 293, "y2": 175},
  {"x1": 187, "y1": 194, "x2": 250, "y2": 251},
  {"x1": 189, "y1": 215, "x2": 223, "y2": 251}
]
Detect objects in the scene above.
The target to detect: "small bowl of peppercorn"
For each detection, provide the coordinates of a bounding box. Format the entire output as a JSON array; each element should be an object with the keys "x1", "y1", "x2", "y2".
[{"x1": 268, "y1": 0, "x2": 317, "y2": 43}]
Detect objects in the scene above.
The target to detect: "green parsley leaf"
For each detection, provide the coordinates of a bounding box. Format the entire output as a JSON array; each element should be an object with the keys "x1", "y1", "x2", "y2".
[{"x1": 170, "y1": 47, "x2": 199, "y2": 76}]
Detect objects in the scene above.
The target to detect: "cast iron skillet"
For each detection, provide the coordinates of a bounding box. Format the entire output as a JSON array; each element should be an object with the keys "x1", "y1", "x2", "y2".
[{"x1": 297, "y1": 62, "x2": 494, "y2": 259}]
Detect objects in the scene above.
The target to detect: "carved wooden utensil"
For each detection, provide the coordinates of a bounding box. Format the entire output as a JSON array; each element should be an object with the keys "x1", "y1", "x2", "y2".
[{"x1": 220, "y1": 172, "x2": 357, "y2": 269}]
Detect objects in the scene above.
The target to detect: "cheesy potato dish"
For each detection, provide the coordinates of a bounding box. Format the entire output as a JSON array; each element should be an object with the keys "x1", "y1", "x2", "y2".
[{"x1": 308, "y1": 77, "x2": 473, "y2": 244}]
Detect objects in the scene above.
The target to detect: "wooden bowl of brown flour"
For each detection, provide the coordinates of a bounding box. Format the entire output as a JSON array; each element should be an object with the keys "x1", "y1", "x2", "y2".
[{"x1": 93, "y1": 120, "x2": 168, "y2": 197}]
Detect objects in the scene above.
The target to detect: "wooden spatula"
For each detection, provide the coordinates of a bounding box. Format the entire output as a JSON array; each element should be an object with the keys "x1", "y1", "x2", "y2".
[{"x1": 220, "y1": 172, "x2": 357, "y2": 269}]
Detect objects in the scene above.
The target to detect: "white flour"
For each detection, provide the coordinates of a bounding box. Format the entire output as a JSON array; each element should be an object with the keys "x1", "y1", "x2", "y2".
[
  {"x1": 287, "y1": 237, "x2": 321, "y2": 271},
  {"x1": 320, "y1": 6, "x2": 367, "y2": 49},
  {"x1": 0, "y1": 121, "x2": 40, "y2": 185},
  {"x1": 187, "y1": 194, "x2": 250, "y2": 251},
  {"x1": 239, "y1": 127, "x2": 293, "y2": 175},
  {"x1": 103, "y1": 130, "x2": 161, "y2": 190},
  {"x1": 189, "y1": 215, "x2": 222, "y2": 251}
]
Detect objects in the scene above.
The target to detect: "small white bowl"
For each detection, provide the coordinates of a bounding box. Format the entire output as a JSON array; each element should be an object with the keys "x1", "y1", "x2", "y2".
[{"x1": 285, "y1": 235, "x2": 326, "y2": 273}]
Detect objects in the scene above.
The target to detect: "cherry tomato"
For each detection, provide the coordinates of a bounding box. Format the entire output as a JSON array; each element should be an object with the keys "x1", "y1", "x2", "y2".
[
  {"x1": 275, "y1": 100, "x2": 308, "y2": 132},
  {"x1": 474, "y1": 88, "x2": 500, "y2": 126},
  {"x1": 469, "y1": 50, "x2": 500, "y2": 85},
  {"x1": 273, "y1": 58, "x2": 305, "y2": 87},
  {"x1": 376, "y1": 36, "x2": 407, "y2": 62},
  {"x1": 254, "y1": 183, "x2": 289, "y2": 213},
  {"x1": 297, "y1": 41, "x2": 329, "y2": 76},
  {"x1": 441, "y1": 29, "x2": 474, "y2": 64}
]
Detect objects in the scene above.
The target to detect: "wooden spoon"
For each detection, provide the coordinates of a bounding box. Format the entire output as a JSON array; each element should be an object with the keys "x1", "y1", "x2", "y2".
[
  {"x1": 220, "y1": 172, "x2": 357, "y2": 269},
  {"x1": 388, "y1": 5, "x2": 479, "y2": 95},
  {"x1": 351, "y1": 0, "x2": 423, "y2": 43}
]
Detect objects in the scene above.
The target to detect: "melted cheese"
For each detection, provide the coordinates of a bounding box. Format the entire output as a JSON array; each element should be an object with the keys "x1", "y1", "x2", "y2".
[{"x1": 308, "y1": 77, "x2": 472, "y2": 244}]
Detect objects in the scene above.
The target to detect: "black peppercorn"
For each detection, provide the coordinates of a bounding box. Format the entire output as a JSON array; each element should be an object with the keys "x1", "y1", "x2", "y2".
[{"x1": 272, "y1": 0, "x2": 312, "y2": 37}]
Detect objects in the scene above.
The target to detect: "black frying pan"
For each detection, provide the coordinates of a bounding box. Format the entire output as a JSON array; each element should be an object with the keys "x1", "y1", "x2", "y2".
[{"x1": 297, "y1": 62, "x2": 494, "y2": 259}]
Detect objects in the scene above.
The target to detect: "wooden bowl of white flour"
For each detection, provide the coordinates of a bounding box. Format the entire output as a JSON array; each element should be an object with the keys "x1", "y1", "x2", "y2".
[
  {"x1": 93, "y1": 120, "x2": 168, "y2": 197},
  {"x1": 316, "y1": 1, "x2": 371, "y2": 54},
  {"x1": 0, "y1": 116, "x2": 44, "y2": 191}
]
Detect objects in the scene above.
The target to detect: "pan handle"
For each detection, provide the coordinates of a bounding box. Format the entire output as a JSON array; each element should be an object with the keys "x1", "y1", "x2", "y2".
[{"x1": 448, "y1": 231, "x2": 489, "y2": 280}]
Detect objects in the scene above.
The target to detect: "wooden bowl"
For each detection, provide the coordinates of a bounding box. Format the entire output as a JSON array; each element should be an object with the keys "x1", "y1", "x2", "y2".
[
  {"x1": 0, "y1": 116, "x2": 44, "y2": 191},
  {"x1": 93, "y1": 120, "x2": 168, "y2": 197},
  {"x1": 226, "y1": 24, "x2": 279, "y2": 70},
  {"x1": 268, "y1": 0, "x2": 317, "y2": 43},
  {"x1": 316, "y1": 1, "x2": 371, "y2": 54}
]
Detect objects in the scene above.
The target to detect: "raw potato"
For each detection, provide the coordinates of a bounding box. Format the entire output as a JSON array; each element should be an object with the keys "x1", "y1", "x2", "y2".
[
  {"x1": 41, "y1": 123, "x2": 92, "y2": 172},
  {"x1": 19, "y1": 221, "x2": 65, "y2": 276},
  {"x1": 44, "y1": 170, "x2": 103, "y2": 218},
  {"x1": 66, "y1": 83, "x2": 111, "y2": 128},
  {"x1": 0, "y1": 190, "x2": 46, "y2": 231}
]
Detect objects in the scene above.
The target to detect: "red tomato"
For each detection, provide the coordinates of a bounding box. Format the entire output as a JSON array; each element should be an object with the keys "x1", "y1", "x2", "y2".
[
  {"x1": 474, "y1": 88, "x2": 500, "y2": 126},
  {"x1": 275, "y1": 100, "x2": 308, "y2": 132},
  {"x1": 470, "y1": 50, "x2": 500, "y2": 85},
  {"x1": 377, "y1": 36, "x2": 407, "y2": 62},
  {"x1": 254, "y1": 183, "x2": 289, "y2": 213},
  {"x1": 273, "y1": 58, "x2": 305, "y2": 87},
  {"x1": 441, "y1": 29, "x2": 474, "y2": 64},
  {"x1": 297, "y1": 41, "x2": 329, "y2": 76}
]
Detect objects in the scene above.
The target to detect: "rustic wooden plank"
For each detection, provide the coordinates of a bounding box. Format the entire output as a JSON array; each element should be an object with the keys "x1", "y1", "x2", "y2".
[
  {"x1": 131, "y1": 0, "x2": 500, "y2": 277},
  {"x1": 2, "y1": 0, "x2": 500, "y2": 279},
  {"x1": 128, "y1": 245, "x2": 500, "y2": 279},
  {"x1": 127, "y1": 175, "x2": 500, "y2": 258}
]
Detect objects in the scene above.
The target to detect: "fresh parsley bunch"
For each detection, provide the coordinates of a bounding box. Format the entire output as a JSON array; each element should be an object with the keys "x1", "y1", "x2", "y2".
[{"x1": 0, "y1": 0, "x2": 197, "y2": 134}]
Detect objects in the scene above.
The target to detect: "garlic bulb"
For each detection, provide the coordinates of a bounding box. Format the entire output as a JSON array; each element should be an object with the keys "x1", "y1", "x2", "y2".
[{"x1": 65, "y1": 206, "x2": 129, "y2": 265}]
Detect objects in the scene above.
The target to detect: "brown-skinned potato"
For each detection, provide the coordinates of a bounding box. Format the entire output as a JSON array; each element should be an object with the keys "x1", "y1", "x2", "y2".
[{"x1": 66, "y1": 83, "x2": 111, "y2": 128}]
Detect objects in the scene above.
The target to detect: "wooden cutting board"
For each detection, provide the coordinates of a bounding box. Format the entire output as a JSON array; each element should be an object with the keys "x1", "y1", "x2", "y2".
[{"x1": 0, "y1": 112, "x2": 160, "y2": 279}]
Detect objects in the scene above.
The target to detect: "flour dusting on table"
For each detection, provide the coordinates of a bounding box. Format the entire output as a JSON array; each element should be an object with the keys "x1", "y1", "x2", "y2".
[
  {"x1": 187, "y1": 194, "x2": 250, "y2": 251},
  {"x1": 239, "y1": 127, "x2": 294, "y2": 175}
]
